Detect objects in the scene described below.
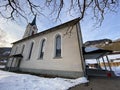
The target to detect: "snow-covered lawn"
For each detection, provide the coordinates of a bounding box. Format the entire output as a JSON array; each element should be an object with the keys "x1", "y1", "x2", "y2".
[
  {"x1": 0, "y1": 70, "x2": 88, "y2": 90},
  {"x1": 111, "y1": 66, "x2": 120, "y2": 76},
  {"x1": 0, "y1": 65, "x2": 5, "y2": 68},
  {"x1": 101, "y1": 66, "x2": 120, "y2": 76}
]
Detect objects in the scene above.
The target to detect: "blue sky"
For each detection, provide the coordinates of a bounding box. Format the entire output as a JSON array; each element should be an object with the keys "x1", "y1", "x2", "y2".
[
  {"x1": 81, "y1": 10, "x2": 120, "y2": 42},
  {"x1": 0, "y1": 1, "x2": 120, "y2": 47}
]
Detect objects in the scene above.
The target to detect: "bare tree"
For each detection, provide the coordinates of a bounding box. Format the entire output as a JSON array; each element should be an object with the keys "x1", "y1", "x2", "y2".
[{"x1": 0, "y1": 0, "x2": 119, "y2": 25}]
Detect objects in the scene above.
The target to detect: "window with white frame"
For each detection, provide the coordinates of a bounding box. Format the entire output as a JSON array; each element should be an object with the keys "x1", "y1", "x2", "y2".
[
  {"x1": 28, "y1": 42, "x2": 34, "y2": 59},
  {"x1": 14, "y1": 46, "x2": 18, "y2": 54},
  {"x1": 21, "y1": 44, "x2": 25, "y2": 54},
  {"x1": 39, "y1": 39, "x2": 45, "y2": 59},
  {"x1": 55, "y1": 35, "x2": 61, "y2": 57}
]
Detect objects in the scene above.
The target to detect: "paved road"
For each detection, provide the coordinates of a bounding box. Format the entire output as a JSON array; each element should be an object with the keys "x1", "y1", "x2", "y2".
[{"x1": 70, "y1": 76, "x2": 120, "y2": 90}]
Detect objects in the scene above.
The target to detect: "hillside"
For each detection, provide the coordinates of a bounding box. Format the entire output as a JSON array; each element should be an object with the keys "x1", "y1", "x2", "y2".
[{"x1": 0, "y1": 47, "x2": 11, "y2": 65}]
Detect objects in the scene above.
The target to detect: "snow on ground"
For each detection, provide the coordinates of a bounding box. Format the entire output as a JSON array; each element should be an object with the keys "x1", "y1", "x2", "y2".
[
  {"x1": 111, "y1": 66, "x2": 120, "y2": 76},
  {"x1": 0, "y1": 70, "x2": 88, "y2": 90},
  {"x1": 0, "y1": 65, "x2": 5, "y2": 68},
  {"x1": 101, "y1": 66, "x2": 120, "y2": 76},
  {"x1": 86, "y1": 59, "x2": 97, "y2": 64},
  {"x1": 85, "y1": 46, "x2": 99, "y2": 52}
]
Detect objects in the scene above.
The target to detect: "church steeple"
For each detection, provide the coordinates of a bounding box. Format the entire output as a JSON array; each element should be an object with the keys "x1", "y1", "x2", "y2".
[
  {"x1": 30, "y1": 15, "x2": 36, "y2": 26},
  {"x1": 23, "y1": 15, "x2": 38, "y2": 38}
]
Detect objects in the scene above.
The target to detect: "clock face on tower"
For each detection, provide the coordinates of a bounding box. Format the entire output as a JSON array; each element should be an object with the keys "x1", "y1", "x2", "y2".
[{"x1": 33, "y1": 26, "x2": 37, "y2": 30}]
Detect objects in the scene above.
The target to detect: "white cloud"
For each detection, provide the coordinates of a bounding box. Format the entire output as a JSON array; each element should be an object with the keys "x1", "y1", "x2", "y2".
[
  {"x1": 0, "y1": 28, "x2": 16, "y2": 47},
  {"x1": 0, "y1": 18, "x2": 25, "y2": 47},
  {"x1": 81, "y1": 11, "x2": 120, "y2": 43},
  {"x1": 0, "y1": 19, "x2": 24, "y2": 39}
]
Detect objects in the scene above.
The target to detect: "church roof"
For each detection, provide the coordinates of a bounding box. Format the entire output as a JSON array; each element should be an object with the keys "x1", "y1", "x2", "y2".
[
  {"x1": 30, "y1": 15, "x2": 36, "y2": 26},
  {"x1": 12, "y1": 17, "x2": 80, "y2": 44}
]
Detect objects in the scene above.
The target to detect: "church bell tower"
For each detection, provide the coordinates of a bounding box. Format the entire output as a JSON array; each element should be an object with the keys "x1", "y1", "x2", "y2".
[{"x1": 23, "y1": 15, "x2": 38, "y2": 38}]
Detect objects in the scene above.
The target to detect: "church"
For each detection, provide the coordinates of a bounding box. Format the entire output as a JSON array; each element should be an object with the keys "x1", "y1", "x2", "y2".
[{"x1": 6, "y1": 16, "x2": 85, "y2": 78}]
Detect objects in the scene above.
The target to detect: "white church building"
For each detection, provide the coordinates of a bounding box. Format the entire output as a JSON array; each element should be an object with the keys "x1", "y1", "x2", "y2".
[{"x1": 6, "y1": 16, "x2": 85, "y2": 78}]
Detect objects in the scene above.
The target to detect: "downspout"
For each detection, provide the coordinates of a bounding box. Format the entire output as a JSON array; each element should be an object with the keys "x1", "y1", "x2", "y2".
[{"x1": 76, "y1": 21, "x2": 87, "y2": 77}]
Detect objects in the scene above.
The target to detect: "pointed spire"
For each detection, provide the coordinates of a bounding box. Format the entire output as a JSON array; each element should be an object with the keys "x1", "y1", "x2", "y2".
[{"x1": 30, "y1": 14, "x2": 36, "y2": 26}]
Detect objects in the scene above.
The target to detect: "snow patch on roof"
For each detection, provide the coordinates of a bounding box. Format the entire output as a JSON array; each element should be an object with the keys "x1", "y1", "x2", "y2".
[{"x1": 85, "y1": 46, "x2": 99, "y2": 52}]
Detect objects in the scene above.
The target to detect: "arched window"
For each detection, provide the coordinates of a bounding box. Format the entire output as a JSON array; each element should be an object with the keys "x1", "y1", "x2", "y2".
[
  {"x1": 28, "y1": 42, "x2": 34, "y2": 59},
  {"x1": 55, "y1": 35, "x2": 61, "y2": 57},
  {"x1": 14, "y1": 46, "x2": 18, "y2": 54},
  {"x1": 39, "y1": 39, "x2": 45, "y2": 59},
  {"x1": 21, "y1": 44, "x2": 25, "y2": 54}
]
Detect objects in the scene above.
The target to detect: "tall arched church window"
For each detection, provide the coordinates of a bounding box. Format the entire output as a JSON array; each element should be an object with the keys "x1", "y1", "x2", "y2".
[
  {"x1": 21, "y1": 45, "x2": 25, "y2": 54},
  {"x1": 28, "y1": 42, "x2": 34, "y2": 59},
  {"x1": 14, "y1": 46, "x2": 18, "y2": 54},
  {"x1": 55, "y1": 35, "x2": 61, "y2": 57},
  {"x1": 39, "y1": 39, "x2": 45, "y2": 59}
]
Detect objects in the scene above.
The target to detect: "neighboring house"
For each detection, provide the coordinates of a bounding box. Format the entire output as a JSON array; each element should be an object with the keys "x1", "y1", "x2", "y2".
[
  {"x1": 84, "y1": 39, "x2": 112, "y2": 47},
  {"x1": 6, "y1": 16, "x2": 85, "y2": 78}
]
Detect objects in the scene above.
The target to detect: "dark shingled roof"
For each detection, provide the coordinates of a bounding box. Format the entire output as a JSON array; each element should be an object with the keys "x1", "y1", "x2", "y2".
[
  {"x1": 30, "y1": 15, "x2": 36, "y2": 26},
  {"x1": 84, "y1": 39, "x2": 112, "y2": 47}
]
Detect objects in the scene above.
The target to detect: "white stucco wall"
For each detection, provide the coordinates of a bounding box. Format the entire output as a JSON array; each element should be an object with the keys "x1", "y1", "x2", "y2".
[{"x1": 7, "y1": 23, "x2": 83, "y2": 73}]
